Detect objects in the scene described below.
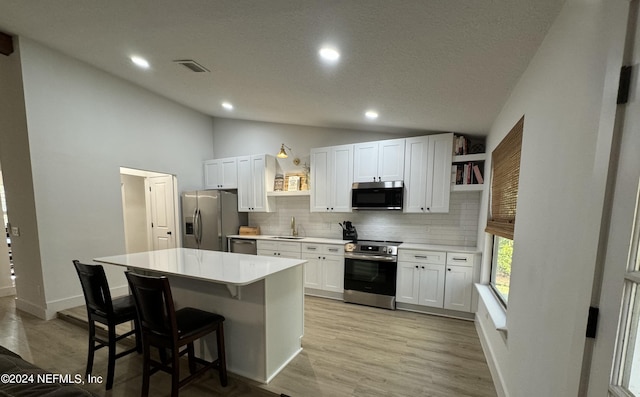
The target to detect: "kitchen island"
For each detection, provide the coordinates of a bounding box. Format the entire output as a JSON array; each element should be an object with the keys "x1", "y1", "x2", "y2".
[{"x1": 94, "y1": 248, "x2": 305, "y2": 383}]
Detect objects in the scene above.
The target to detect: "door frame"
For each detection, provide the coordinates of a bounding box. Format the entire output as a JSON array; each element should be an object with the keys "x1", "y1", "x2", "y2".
[{"x1": 120, "y1": 167, "x2": 181, "y2": 251}]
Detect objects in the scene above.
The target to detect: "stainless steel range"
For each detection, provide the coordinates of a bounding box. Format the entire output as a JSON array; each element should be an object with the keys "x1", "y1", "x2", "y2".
[{"x1": 343, "y1": 240, "x2": 402, "y2": 310}]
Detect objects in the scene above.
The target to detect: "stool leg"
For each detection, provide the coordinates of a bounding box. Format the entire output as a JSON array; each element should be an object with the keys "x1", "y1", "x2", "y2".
[
  {"x1": 141, "y1": 338, "x2": 151, "y2": 397},
  {"x1": 171, "y1": 346, "x2": 180, "y2": 397},
  {"x1": 133, "y1": 318, "x2": 142, "y2": 353},
  {"x1": 85, "y1": 319, "x2": 96, "y2": 379},
  {"x1": 187, "y1": 342, "x2": 196, "y2": 374},
  {"x1": 106, "y1": 323, "x2": 116, "y2": 390},
  {"x1": 216, "y1": 324, "x2": 228, "y2": 387}
]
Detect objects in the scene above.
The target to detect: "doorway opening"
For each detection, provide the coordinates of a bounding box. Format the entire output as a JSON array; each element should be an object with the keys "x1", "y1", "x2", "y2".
[
  {"x1": 0, "y1": 170, "x2": 15, "y2": 297},
  {"x1": 120, "y1": 167, "x2": 180, "y2": 253}
]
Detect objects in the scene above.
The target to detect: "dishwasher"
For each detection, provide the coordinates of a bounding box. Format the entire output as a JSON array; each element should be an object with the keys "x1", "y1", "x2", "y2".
[{"x1": 229, "y1": 238, "x2": 257, "y2": 255}]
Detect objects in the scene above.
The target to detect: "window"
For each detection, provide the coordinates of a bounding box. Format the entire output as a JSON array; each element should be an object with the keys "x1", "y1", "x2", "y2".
[
  {"x1": 486, "y1": 116, "x2": 523, "y2": 306},
  {"x1": 491, "y1": 236, "x2": 513, "y2": 303}
]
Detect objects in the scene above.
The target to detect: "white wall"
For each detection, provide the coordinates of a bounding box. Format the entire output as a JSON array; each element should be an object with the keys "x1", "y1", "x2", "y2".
[
  {"x1": 475, "y1": 1, "x2": 625, "y2": 396},
  {"x1": 11, "y1": 38, "x2": 215, "y2": 318},
  {"x1": 0, "y1": 41, "x2": 46, "y2": 312}
]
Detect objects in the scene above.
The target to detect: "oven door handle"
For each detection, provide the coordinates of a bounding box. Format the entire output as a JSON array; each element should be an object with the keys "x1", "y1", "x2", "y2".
[{"x1": 344, "y1": 253, "x2": 397, "y2": 262}]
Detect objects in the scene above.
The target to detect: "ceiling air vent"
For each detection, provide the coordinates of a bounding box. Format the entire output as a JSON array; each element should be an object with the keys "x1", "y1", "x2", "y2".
[{"x1": 173, "y1": 59, "x2": 210, "y2": 73}]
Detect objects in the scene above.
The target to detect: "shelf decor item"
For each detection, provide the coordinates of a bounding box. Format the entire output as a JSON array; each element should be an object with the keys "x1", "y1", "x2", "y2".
[
  {"x1": 274, "y1": 174, "x2": 284, "y2": 191},
  {"x1": 287, "y1": 175, "x2": 300, "y2": 191}
]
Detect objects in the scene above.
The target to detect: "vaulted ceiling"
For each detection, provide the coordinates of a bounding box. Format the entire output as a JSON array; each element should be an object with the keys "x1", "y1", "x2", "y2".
[{"x1": 0, "y1": 0, "x2": 565, "y2": 135}]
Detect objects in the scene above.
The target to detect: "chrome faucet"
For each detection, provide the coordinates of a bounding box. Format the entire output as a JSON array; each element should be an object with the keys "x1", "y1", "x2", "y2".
[{"x1": 291, "y1": 216, "x2": 298, "y2": 236}]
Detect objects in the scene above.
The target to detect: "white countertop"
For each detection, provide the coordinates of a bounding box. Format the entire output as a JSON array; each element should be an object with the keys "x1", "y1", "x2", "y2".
[
  {"x1": 227, "y1": 235, "x2": 480, "y2": 253},
  {"x1": 398, "y1": 243, "x2": 481, "y2": 253},
  {"x1": 227, "y1": 235, "x2": 348, "y2": 245},
  {"x1": 94, "y1": 248, "x2": 306, "y2": 286}
]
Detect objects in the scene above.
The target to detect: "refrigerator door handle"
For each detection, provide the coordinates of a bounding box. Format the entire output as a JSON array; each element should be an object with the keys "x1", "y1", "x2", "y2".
[
  {"x1": 193, "y1": 208, "x2": 200, "y2": 246},
  {"x1": 197, "y1": 209, "x2": 203, "y2": 247}
]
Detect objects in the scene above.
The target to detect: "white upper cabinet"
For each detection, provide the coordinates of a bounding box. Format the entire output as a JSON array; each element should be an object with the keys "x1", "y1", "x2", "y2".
[
  {"x1": 403, "y1": 133, "x2": 453, "y2": 213},
  {"x1": 353, "y1": 138, "x2": 405, "y2": 182},
  {"x1": 310, "y1": 144, "x2": 353, "y2": 212},
  {"x1": 204, "y1": 157, "x2": 238, "y2": 189},
  {"x1": 237, "y1": 154, "x2": 276, "y2": 212}
]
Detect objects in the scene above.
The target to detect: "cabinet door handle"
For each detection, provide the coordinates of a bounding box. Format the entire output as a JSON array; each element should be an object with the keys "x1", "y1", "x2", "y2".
[
  {"x1": 414, "y1": 255, "x2": 427, "y2": 259},
  {"x1": 448, "y1": 268, "x2": 452, "y2": 271},
  {"x1": 415, "y1": 265, "x2": 419, "y2": 269},
  {"x1": 328, "y1": 248, "x2": 338, "y2": 252},
  {"x1": 421, "y1": 266, "x2": 425, "y2": 269},
  {"x1": 451, "y1": 257, "x2": 468, "y2": 262}
]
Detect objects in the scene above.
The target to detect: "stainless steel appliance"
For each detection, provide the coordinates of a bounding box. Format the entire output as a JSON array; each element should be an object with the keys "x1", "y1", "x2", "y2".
[
  {"x1": 343, "y1": 240, "x2": 402, "y2": 310},
  {"x1": 351, "y1": 181, "x2": 404, "y2": 210},
  {"x1": 229, "y1": 238, "x2": 257, "y2": 255},
  {"x1": 182, "y1": 190, "x2": 247, "y2": 251}
]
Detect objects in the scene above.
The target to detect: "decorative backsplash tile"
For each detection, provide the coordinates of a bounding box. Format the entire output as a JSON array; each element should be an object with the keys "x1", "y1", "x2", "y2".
[{"x1": 248, "y1": 191, "x2": 481, "y2": 247}]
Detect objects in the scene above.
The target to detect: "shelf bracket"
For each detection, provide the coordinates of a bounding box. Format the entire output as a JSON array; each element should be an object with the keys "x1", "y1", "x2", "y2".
[{"x1": 226, "y1": 284, "x2": 241, "y2": 299}]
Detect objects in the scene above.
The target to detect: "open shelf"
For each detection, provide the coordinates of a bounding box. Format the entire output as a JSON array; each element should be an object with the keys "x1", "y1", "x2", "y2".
[{"x1": 267, "y1": 190, "x2": 311, "y2": 197}]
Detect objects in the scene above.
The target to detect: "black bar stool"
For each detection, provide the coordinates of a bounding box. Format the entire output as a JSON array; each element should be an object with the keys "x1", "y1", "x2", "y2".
[
  {"x1": 125, "y1": 271, "x2": 227, "y2": 397},
  {"x1": 73, "y1": 260, "x2": 141, "y2": 390}
]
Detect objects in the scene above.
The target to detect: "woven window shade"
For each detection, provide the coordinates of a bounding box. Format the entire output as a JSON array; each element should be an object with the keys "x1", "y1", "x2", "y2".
[{"x1": 485, "y1": 116, "x2": 523, "y2": 240}]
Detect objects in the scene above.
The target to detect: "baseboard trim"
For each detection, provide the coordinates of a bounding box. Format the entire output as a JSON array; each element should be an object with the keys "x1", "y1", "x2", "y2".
[
  {"x1": 45, "y1": 285, "x2": 130, "y2": 320},
  {"x1": 15, "y1": 297, "x2": 46, "y2": 319},
  {"x1": 475, "y1": 313, "x2": 508, "y2": 397},
  {"x1": 0, "y1": 285, "x2": 15, "y2": 298}
]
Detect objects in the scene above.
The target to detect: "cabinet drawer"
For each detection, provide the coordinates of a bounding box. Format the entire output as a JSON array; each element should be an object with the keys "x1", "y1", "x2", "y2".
[
  {"x1": 446, "y1": 252, "x2": 475, "y2": 267},
  {"x1": 257, "y1": 240, "x2": 278, "y2": 251},
  {"x1": 398, "y1": 250, "x2": 446, "y2": 264},
  {"x1": 302, "y1": 243, "x2": 344, "y2": 255}
]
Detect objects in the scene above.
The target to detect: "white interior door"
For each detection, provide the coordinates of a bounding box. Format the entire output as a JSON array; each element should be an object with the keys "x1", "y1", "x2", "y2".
[
  {"x1": 587, "y1": 2, "x2": 640, "y2": 395},
  {"x1": 148, "y1": 175, "x2": 176, "y2": 250}
]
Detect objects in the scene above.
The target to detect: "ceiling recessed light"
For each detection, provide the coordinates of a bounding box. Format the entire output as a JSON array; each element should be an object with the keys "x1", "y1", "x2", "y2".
[
  {"x1": 365, "y1": 111, "x2": 379, "y2": 120},
  {"x1": 319, "y1": 47, "x2": 340, "y2": 63},
  {"x1": 130, "y1": 56, "x2": 150, "y2": 69},
  {"x1": 222, "y1": 102, "x2": 234, "y2": 111}
]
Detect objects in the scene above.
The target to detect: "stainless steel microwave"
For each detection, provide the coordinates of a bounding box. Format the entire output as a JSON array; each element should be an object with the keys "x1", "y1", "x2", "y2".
[{"x1": 351, "y1": 181, "x2": 404, "y2": 210}]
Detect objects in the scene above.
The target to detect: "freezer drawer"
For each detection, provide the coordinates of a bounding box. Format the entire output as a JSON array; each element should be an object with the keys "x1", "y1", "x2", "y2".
[{"x1": 229, "y1": 238, "x2": 257, "y2": 255}]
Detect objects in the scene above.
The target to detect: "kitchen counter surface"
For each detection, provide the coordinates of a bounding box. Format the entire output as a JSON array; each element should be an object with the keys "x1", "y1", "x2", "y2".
[
  {"x1": 398, "y1": 243, "x2": 481, "y2": 253},
  {"x1": 227, "y1": 234, "x2": 348, "y2": 245},
  {"x1": 94, "y1": 247, "x2": 306, "y2": 286}
]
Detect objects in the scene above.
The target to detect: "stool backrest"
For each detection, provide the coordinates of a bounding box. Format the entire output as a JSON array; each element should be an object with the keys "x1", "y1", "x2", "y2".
[
  {"x1": 73, "y1": 260, "x2": 114, "y2": 317},
  {"x1": 125, "y1": 272, "x2": 178, "y2": 341}
]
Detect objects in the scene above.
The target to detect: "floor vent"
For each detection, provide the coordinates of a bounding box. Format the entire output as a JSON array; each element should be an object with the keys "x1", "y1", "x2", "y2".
[{"x1": 173, "y1": 59, "x2": 210, "y2": 73}]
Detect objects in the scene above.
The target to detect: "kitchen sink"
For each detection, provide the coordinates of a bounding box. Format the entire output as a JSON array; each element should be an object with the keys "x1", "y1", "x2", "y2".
[{"x1": 273, "y1": 236, "x2": 305, "y2": 240}]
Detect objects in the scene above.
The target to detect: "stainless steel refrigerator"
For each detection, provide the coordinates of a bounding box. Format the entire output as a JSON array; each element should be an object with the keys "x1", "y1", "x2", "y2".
[{"x1": 181, "y1": 190, "x2": 247, "y2": 251}]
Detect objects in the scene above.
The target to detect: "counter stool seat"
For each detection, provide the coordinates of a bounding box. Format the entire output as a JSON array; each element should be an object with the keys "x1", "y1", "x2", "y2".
[
  {"x1": 125, "y1": 271, "x2": 227, "y2": 397},
  {"x1": 73, "y1": 260, "x2": 141, "y2": 390}
]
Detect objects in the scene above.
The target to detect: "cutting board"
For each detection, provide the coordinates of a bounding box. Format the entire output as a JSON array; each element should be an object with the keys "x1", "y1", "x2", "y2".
[{"x1": 239, "y1": 226, "x2": 260, "y2": 235}]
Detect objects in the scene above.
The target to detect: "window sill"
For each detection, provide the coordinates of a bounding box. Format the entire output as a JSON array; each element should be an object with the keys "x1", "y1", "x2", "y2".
[{"x1": 475, "y1": 284, "x2": 508, "y2": 334}]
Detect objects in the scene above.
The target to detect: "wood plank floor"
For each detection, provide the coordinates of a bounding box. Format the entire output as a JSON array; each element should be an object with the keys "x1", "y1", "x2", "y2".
[
  {"x1": 4, "y1": 295, "x2": 497, "y2": 396},
  {"x1": 262, "y1": 297, "x2": 497, "y2": 397}
]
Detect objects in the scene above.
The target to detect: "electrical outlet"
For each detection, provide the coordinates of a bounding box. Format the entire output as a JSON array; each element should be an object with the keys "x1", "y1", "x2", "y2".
[{"x1": 11, "y1": 226, "x2": 20, "y2": 237}]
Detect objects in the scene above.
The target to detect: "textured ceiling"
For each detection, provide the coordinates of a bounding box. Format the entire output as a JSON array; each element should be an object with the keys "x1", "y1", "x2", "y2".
[{"x1": 0, "y1": 0, "x2": 565, "y2": 136}]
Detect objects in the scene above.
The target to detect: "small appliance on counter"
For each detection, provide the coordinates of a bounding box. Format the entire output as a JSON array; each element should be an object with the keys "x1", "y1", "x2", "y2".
[{"x1": 340, "y1": 221, "x2": 358, "y2": 241}]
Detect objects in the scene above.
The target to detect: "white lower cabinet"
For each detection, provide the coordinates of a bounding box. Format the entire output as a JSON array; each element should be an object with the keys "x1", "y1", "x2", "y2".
[
  {"x1": 443, "y1": 265, "x2": 473, "y2": 312},
  {"x1": 397, "y1": 250, "x2": 446, "y2": 308},
  {"x1": 397, "y1": 249, "x2": 478, "y2": 313},
  {"x1": 302, "y1": 243, "x2": 344, "y2": 293}
]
